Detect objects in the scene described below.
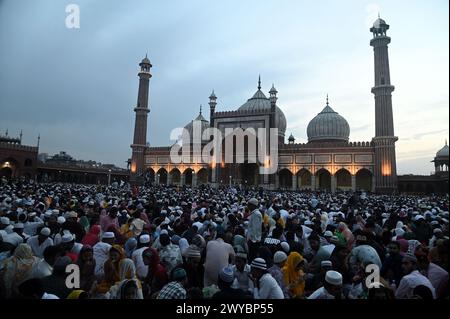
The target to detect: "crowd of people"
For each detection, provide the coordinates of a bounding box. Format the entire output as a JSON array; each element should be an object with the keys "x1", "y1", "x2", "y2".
[{"x1": 0, "y1": 179, "x2": 448, "y2": 300}]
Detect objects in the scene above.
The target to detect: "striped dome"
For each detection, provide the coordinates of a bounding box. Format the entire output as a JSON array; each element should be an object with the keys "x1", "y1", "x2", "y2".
[
  {"x1": 307, "y1": 101, "x2": 350, "y2": 143},
  {"x1": 238, "y1": 89, "x2": 287, "y2": 136}
]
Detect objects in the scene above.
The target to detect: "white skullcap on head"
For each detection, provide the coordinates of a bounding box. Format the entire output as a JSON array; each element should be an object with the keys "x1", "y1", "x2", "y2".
[
  {"x1": 40, "y1": 227, "x2": 51, "y2": 236},
  {"x1": 325, "y1": 270, "x2": 343, "y2": 286},
  {"x1": 139, "y1": 234, "x2": 151, "y2": 244},
  {"x1": 273, "y1": 251, "x2": 288, "y2": 264},
  {"x1": 280, "y1": 241, "x2": 290, "y2": 253},
  {"x1": 61, "y1": 233, "x2": 74, "y2": 243},
  {"x1": 324, "y1": 230, "x2": 333, "y2": 237},
  {"x1": 0, "y1": 217, "x2": 10, "y2": 225},
  {"x1": 102, "y1": 232, "x2": 115, "y2": 239},
  {"x1": 160, "y1": 229, "x2": 169, "y2": 235},
  {"x1": 57, "y1": 216, "x2": 66, "y2": 224},
  {"x1": 13, "y1": 223, "x2": 24, "y2": 229}
]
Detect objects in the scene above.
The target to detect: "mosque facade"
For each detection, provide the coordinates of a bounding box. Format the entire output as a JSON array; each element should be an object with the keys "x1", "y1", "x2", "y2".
[{"x1": 130, "y1": 18, "x2": 399, "y2": 194}]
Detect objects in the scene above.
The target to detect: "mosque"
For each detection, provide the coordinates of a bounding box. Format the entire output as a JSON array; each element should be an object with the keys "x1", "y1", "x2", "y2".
[{"x1": 129, "y1": 17, "x2": 401, "y2": 194}]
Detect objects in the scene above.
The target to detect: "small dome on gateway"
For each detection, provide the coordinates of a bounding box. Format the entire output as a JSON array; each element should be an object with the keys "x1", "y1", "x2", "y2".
[{"x1": 183, "y1": 105, "x2": 210, "y2": 143}]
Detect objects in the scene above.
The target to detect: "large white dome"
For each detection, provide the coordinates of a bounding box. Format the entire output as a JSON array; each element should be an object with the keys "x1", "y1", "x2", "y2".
[
  {"x1": 237, "y1": 89, "x2": 287, "y2": 137},
  {"x1": 307, "y1": 101, "x2": 350, "y2": 143}
]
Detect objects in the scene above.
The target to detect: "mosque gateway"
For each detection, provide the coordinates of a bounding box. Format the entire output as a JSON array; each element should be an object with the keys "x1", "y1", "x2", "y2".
[{"x1": 130, "y1": 18, "x2": 398, "y2": 194}]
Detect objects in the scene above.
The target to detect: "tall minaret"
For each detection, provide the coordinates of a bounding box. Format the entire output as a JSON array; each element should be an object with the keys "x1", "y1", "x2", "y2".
[
  {"x1": 130, "y1": 55, "x2": 152, "y2": 183},
  {"x1": 370, "y1": 16, "x2": 398, "y2": 194}
]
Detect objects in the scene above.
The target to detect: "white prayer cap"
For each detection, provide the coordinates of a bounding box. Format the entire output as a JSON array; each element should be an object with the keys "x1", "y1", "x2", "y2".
[
  {"x1": 433, "y1": 228, "x2": 442, "y2": 234},
  {"x1": 102, "y1": 232, "x2": 115, "y2": 239},
  {"x1": 65, "y1": 211, "x2": 77, "y2": 219},
  {"x1": 57, "y1": 216, "x2": 66, "y2": 224},
  {"x1": 52, "y1": 209, "x2": 60, "y2": 215},
  {"x1": 40, "y1": 227, "x2": 51, "y2": 236},
  {"x1": 324, "y1": 230, "x2": 333, "y2": 237},
  {"x1": 248, "y1": 198, "x2": 259, "y2": 206},
  {"x1": 0, "y1": 217, "x2": 10, "y2": 225},
  {"x1": 280, "y1": 241, "x2": 290, "y2": 253},
  {"x1": 321, "y1": 260, "x2": 333, "y2": 268},
  {"x1": 414, "y1": 215, "x2": 425, "y2": 221},
  {"x1": 44, "y1": 211, "x2": 53, "y2": 218},
  {"x1": 160, "y1": 229, "x2": 169, "y2": 235},
  {"x1": 139, "y1": 234, "x2": 151, "y2": 244},
  {"x1": 325, "y1": 270, "x2": 343, "y2": 286},
  {"x1": 273, "y1": 251, "x2": 288, "y2": 264},
  {"x1": 61, "y1": 233, "x2": 74, "y2": 243},
  {"x1": 13, "y1": 222, "x2": 24, "y2": 229}
]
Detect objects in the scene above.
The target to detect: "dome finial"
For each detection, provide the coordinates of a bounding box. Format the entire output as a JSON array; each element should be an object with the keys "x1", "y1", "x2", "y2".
[
  {"x1": 378, "y1": 12, "x2": 380, "y2": 18},
  {"x1": 326, "y1": 94, "x2": 329, "y2": 106},
  {"x1": 258, "y1": 75, "x2": 261, "y2": 90},
  {"x1": 199, "y1": 104, "x2": 202, "y2": 115}
]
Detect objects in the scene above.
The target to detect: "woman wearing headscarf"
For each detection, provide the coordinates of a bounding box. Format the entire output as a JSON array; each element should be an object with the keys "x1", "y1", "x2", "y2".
[
  {"x1": 81, "y1": 225, "x2": 101, "y2": 247},
  {"x1": 107, "y1": 258, "x2": 143, "y2": 299},
  {"x1": 97, "y1": 244, "x2": 125, "y2": 294},
  {"x1": 142, "y1": 248, "x2": 168, "y2": 298},
  {"x1": 282, "y1": 252, "x2": 306, "y2": 298},
  {"x1": 77, "y1": 245, "x2": 96, "y2": 291},
  {"x1": 1, "y1": 243, "x2": 39, "y2": 298},
  {"x1": 337, "y1": 222, "x2": 355, "y2": 250}
]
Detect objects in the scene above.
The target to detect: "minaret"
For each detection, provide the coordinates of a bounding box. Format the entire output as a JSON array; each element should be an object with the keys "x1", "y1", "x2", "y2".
[
  {"x1": 370, "y1": 16, "x2": 398, "y2": 194},
  {"x1": 269, "y1": 83, "x2": 281, "y2": 144},
  {"x1": 209, "y1": 90, "x2": 217, "y2": 125},
  {"x1": 130, "y1": 55, "x2": 152, "y2": 183}
]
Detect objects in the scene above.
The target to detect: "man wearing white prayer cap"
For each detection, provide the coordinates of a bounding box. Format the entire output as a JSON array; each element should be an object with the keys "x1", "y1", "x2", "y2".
[
  {"x1": 395, "y1": 253, "x2": 436, "y2": 299},
  {"x1": 26, "y1": 227, "x2": 54, "y2": 258},
  {"x1": 132, "y1": 233, "x2": 152, "y2": 280},
  {"x1": 4, "y1": 222, "x2": 25, "y2": 246},
  {"x1": 308, "y1": 270, "x2": 343, "y2": 299}
]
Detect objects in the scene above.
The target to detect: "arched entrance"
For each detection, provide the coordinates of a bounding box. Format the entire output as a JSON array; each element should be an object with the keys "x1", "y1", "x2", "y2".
[
  {"x1": 184, "y1": 168, "x2": 193, "y2": 186},
  {"x1": 1, "y1": 158, "x2": 19, "y2": 178},
  {"x1": 335, "y1": 169, "x2": 351, "y2": 191},
  {"x1": 0, "y1": 167, "x2": 12, "y2": 179},
  {"x1": 355, "y1": 169, "x2": 372, "y2": 192},
  {"x1": 239, "y1": 162, "x2": 259, "y2": 186},
  {"x1": 316, "y1": 169, "x2": 331, "y2": 191},
  {"x1": 197, "y1": 168, "x2": 208, "y2": 185},
  {"x1": 145, "y1": 168, "x2": 155, "y2": 185},
  {"x1": 169, "y1": 168, "x2": 181, "y2": 185},
  {"x1": 279, "y1": 168, "x2": 293, "y2": 189},
  {"x1": 156, "y1": 168, "x2": 168, "y2": 185},
  {"x1": 297, "y1": 169, "x2": 312, "y2": 189}
]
